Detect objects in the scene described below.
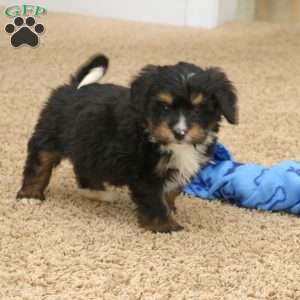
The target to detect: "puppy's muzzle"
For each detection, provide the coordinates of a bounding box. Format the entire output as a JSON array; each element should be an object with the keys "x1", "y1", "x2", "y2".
[
  {"x1": 173, "y1": 115, "x2": 188, "y2": 141},
  {"x1": 173, "y1": 127, "x2": 187, "y2": 141}
]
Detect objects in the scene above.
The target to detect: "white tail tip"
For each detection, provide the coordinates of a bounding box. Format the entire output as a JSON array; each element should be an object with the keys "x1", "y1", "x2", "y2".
[{"x1": 77, "y1": 66, "x2": 105, "y2": 89}]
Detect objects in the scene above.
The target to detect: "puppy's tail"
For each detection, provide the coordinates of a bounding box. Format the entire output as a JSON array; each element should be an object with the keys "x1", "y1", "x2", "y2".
[{"x1": 71, "y1": 54, "x2": 109, "y2": 89}]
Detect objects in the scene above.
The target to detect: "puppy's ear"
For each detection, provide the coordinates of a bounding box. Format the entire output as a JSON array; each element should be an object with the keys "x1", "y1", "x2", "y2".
[
  {"x1": 130, "y1": 65, "x2": 158, "y2": 114},
  {"x1": 205, "y1": 67, "x2": 238, "y2": 124}
]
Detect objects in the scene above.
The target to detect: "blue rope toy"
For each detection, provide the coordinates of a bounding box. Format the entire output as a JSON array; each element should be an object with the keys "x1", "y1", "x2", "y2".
[{"x1": 184, "y1": 143, "x2": 300, "y2": 214}]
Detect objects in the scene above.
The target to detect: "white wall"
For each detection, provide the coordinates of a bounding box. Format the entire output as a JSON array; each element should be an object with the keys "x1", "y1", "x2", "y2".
[
  {"x1": 185, "y1": 0, "x2": 220, "y2": 27},
  {"x1": 0, "y1": 0, "x2": 238, "y2": 28},
  {"x1": 218, "y1": 0, "x2": 238, "y2": 25}
]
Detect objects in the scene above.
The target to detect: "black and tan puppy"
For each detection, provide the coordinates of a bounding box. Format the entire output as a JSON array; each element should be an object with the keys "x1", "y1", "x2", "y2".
[{"x1": 17, "y1": 54, "x2": 238, "y2": 232}]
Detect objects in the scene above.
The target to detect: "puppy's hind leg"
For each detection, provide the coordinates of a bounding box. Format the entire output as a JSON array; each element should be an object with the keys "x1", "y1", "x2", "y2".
[{"x1": 17, "y1": 137, "x2": 61, "y2": 202}]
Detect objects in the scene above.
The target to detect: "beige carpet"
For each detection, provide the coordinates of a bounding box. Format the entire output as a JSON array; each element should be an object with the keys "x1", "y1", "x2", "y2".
[{"x1": 1, "y1": 10, "x2": 300, "y2": 300}]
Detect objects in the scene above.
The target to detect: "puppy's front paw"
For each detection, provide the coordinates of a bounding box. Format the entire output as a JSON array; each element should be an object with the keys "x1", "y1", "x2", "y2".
[{"x1": 138, "y1": 213, "x2": 184, "y2": 233}]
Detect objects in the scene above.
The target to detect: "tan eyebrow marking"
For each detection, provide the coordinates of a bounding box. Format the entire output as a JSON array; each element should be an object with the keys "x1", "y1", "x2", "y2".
[
  {"x1": 191, "y1": 93, "x2": 204, "y2": 105},
  {"x1": 157, "y1": 92, "x2": 173, "y2": 105}
]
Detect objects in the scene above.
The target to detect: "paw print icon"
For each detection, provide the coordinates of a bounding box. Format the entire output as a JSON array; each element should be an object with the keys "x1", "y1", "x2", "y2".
[{"x1": 5, "y1": 16, "x2": 44, "y2": 47}]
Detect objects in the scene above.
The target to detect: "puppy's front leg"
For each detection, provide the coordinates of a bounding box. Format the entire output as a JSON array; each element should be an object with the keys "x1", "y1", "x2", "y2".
[{"x1": 130, "y1": 181, "x2": 183, "y2": 233}]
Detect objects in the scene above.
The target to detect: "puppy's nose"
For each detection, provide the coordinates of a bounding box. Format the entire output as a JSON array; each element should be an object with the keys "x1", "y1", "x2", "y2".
[{"x1": 173, "y1": 128, "x2": 187, "y2": 140}]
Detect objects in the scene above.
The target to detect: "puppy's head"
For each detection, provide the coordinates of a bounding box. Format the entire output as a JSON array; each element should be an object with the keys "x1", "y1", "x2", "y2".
[{"x1": 130, "y1": 62, "x2": 238, "y2": 145}]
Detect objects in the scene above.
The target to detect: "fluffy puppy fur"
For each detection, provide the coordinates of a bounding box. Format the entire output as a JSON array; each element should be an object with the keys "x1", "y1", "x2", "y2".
[{"x1": 17, "y1": 54, "x2": 238, "y2": 233}]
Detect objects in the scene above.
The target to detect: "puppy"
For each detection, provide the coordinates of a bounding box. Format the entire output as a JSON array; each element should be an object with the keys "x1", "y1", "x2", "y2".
[{"x1": 17, "y1": 54, "x2": 238, "y2": 233}]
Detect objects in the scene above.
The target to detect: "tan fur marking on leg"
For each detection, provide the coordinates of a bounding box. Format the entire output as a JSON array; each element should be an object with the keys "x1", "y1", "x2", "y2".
[
  {"x1": 164, "y1": 188, "x2": 181, "y2": 212},
  {"x1": 18, "y1": 151, "x2": 61, "y2": 200}
]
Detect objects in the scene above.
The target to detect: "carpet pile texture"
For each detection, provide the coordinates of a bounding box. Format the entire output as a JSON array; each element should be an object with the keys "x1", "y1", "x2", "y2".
[{"x1": 1, "y1": 11, "x2": 300, "y2": 300}]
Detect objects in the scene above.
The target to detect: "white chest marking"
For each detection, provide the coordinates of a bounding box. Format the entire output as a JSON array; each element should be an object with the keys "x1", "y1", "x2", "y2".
[{"x1": 157, "y1": 132, "x2": 215, "y2": 192}]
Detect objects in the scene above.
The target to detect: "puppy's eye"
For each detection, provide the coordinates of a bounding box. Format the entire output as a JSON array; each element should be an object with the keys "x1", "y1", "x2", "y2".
[
  {"x1": 160, "y1": 103, "x2": 170, "y2": 112},
  {"x1": 162, "y1": 104, "x2": 169, "y2": 112}
]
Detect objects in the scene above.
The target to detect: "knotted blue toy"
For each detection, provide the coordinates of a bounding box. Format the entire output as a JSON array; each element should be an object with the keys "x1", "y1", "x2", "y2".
[{"x1": 185, "y1": 143, "x2": 300, "y2": 214}]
